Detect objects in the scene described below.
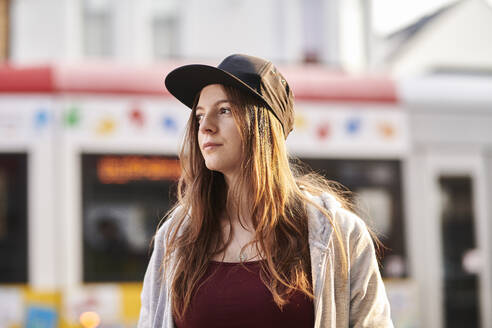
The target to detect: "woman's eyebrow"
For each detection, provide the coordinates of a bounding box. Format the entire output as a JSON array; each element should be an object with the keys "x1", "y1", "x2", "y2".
[{"x1": 196, "y1": 100, "x2": 230, "y2": 111}]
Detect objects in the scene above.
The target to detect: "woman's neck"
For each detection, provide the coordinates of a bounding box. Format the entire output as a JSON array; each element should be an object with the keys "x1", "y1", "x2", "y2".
[
  {"x1": 216, "y1": 204, "x2": 260, "y2": 263},
  {"x1": 214, "y1": 174, "x2": 263, "y2": 262},
  {"x1": 224, "y1": 171, "x2": 254, "y2": 228},
  {"x1": 225, "y1": 200, "x2": 253, "y2": 229}
]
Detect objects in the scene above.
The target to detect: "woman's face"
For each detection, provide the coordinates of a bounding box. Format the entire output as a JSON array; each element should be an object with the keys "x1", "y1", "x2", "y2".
[{"x1": 196, "y1": 84, "x2": 243, "y2": 180}]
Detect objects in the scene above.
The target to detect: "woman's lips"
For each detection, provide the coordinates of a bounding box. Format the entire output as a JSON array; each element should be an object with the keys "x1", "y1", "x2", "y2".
[{"x1": 203, "y1": 142, "x2": 222, "y2": 150}]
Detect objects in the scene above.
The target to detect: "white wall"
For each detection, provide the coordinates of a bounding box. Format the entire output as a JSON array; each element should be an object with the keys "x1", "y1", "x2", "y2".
[
  {"x1": 390, "y1": 0, "x2": 492, "y2": 76},
  {"x1": 179, "y1": 0, "x2": 302, "y2": 62},
  {"x1": 339, "y1": 0, "x2": 365, "y2": 72},
  {"x1": 9, "y1": 0, "x2": 348, "y2": 66},
  {"x1": 11, "y1": 0, "x2": 70, "y2": 63}
]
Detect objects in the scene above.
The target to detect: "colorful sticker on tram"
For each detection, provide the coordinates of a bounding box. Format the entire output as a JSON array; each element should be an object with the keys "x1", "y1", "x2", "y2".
[
  {"x1": 378, "y1": 121, "x2": 396, "y2": 139},
  {"x1": 294, "y1": 113, "x2": 308, "y2": 131},
  {"x1": 346, "y1": 117, "x2": 362, "y2": 135},
  {"x1": 64, "y1": 285, "x2": 120, "y2": 324},
  {"x1": 34, "y1": 109, "x2": 50, "y2": 130},
  {"x1": 316, "y1": 122, "x2": 331, "y2": 140},
  {"x1": 162, "y1": 116, "x2": 178, "y2": 133},
  {"x1": 64, "y1": 105, "x2": 81, "y2": 127},
  {"x1": 96, "y1": 118, "x2": 116, "y2": 136},
  {"x1": 129, "y1": 106, "x2": 145, "y2": 128},
  {"x1": 26, "y1": 306, "x2": 58, "y2": 328}
]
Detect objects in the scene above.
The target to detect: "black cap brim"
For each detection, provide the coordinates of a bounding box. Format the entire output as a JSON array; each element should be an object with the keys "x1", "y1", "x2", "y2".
[{"x1": 165, "y1": 64, "x2": 269, "y2": 111}]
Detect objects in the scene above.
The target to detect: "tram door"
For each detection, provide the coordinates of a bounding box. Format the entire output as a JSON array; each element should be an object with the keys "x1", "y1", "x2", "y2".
[
  {"x1": 424, "y1": 152, "x2": 490, "y2": 328},
  {"x1": 0, "y1": 153, "x2": 28, "y2": 283}
]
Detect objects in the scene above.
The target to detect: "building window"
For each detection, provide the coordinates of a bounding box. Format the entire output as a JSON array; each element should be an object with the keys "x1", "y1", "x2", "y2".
[
  {"x1": 83, "y1": 0, "x2": 113, "y2": 57},
  {"x1": 301, "y1": 0, "x2": 324, "y2": 63},
  {"x1": 152, "y1": 16, "x2": 178, "y2": 59},
  {"x1": 0, "y1": 153, "x2": 28, "y2": 283},
  {"x1": 151, "y1": 0, "x2": 179, "y2": 59}
]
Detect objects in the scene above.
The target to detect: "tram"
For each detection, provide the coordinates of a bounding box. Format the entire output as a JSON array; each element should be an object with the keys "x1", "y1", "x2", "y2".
[{"x1": 1, "y1": 63, "x2": 490, "y2": 328}]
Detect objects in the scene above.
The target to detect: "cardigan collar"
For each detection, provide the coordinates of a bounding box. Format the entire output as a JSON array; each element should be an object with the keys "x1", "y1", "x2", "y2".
[{"x1": 304, "y1": 191, "x2": 342, "y2": 250}]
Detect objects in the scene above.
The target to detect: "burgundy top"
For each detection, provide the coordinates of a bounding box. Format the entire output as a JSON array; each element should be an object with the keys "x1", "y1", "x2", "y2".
[{"x1": 174, "y1": 260, "x2": 314, "y2": 328}]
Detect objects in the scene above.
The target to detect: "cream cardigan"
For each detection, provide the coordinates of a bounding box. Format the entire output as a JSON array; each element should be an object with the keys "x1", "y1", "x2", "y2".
[{"x1": 138, "y1": 192, "x2": 394, "y2": 327}]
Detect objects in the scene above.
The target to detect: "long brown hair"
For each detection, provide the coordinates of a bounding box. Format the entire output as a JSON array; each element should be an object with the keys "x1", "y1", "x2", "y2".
[{"x1": 162, "y1": 85, "x2": 357, "y2": 319}]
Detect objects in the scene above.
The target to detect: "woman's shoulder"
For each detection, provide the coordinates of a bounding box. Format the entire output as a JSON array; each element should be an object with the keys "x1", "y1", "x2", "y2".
[
  {"x1": 153, "y1": 205, "x2": 187, "y2": 244},
  {"x1": 303, "y1": 190, "x2": 370, "y2": 242}
]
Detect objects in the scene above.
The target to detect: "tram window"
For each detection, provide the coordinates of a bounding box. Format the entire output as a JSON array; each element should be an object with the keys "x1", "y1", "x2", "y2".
[
  {"x1": 0, "y1": 154, "x2": 28, "y2": 283},
  {"x1": 299, "y1": 158, "x2": 407, "y2": 278},
  {"x1": 439, "y1": 176, "x2": 479, "y2": 328},
  {"x1": 81, "y1": 154, "x2": 180, "y2": 282}
]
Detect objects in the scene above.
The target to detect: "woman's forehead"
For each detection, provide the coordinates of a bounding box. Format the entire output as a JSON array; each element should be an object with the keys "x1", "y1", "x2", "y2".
[
  {"x1": 198, "y1": 84, "x2": 228, "y2": 101},
  {"x1": 196, "y1": 84, "x2": 241, "y2": 112}
]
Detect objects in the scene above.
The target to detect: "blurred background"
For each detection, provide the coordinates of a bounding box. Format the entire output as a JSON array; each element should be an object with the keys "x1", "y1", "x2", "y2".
[{"x1": 1, "y1": 0, "x2": 492, "y2": 327}]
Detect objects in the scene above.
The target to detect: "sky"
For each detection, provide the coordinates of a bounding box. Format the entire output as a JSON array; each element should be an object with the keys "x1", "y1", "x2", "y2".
[{"x1": 372, "y1": 0, "x2": 492, "y2": 35}]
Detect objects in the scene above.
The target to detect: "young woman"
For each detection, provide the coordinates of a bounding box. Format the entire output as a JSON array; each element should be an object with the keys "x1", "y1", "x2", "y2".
[{"x1": 138, "y1": 54, "x2": 393, "y2": 328}]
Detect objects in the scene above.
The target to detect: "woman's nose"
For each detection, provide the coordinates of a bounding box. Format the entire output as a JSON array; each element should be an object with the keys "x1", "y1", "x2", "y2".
[{"x1": 199, "y1": 114, "x2": 217, "y2": 134}]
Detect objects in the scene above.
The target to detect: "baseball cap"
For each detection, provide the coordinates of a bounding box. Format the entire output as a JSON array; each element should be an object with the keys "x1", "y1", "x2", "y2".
[{"x1": 165, "y1": 54, "x2": 295, "y2": 137}]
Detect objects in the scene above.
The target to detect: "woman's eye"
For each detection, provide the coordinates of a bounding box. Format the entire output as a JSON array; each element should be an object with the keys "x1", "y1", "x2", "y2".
[
  {"x1": 195, "y1": 114, "x2": 203, "y2": 122},
  {"x1": 220, "y1": 107, "x2": 231, "y2": 114}
]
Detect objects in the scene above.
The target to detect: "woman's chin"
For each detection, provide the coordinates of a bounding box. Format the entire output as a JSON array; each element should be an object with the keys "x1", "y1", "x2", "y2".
[{"x1": 204, "y1": 162, "x2": 222, "y2": 173}]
